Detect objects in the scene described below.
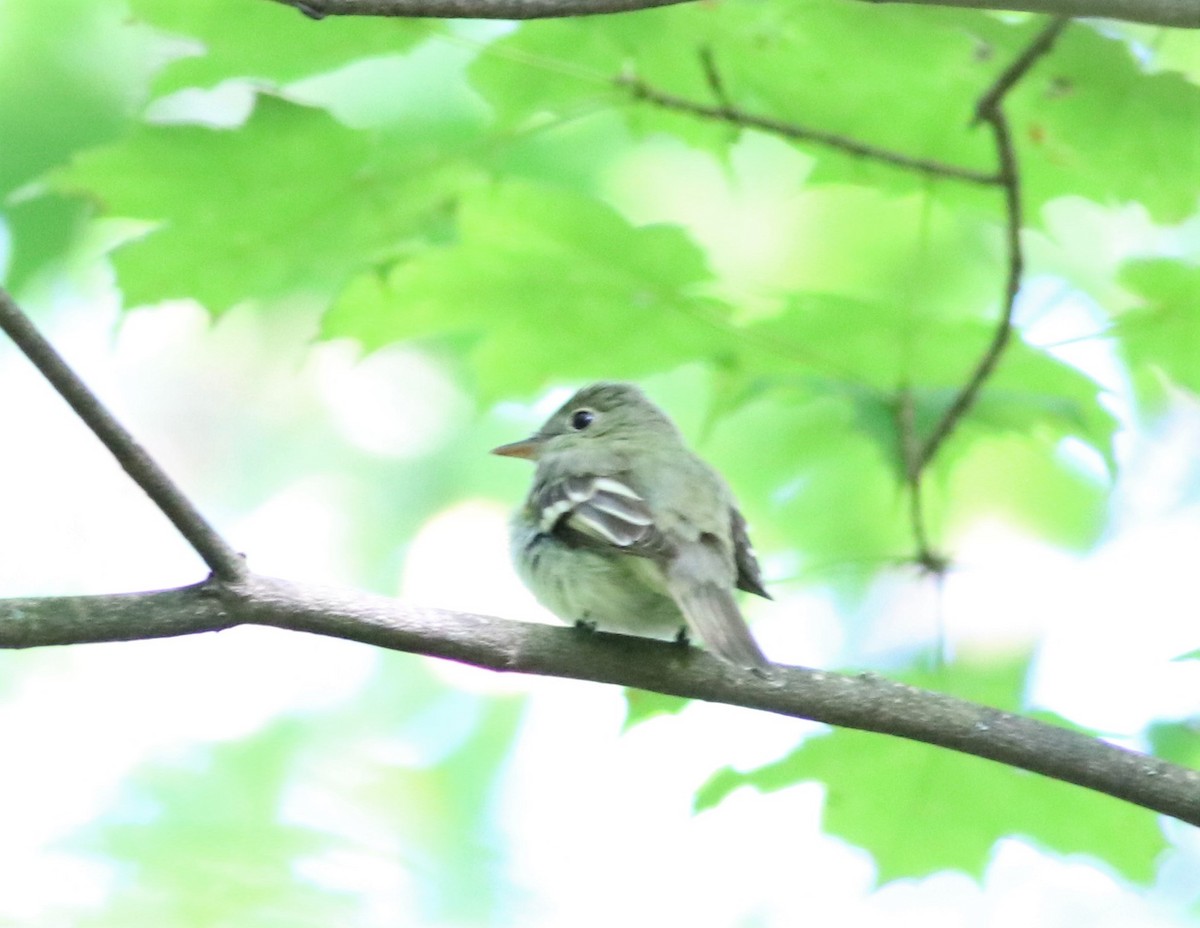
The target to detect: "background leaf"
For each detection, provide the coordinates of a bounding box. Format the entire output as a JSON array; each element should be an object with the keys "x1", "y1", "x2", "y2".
[
  {"x1": 697, "y1": 657, "x2": 1168, "y2": 884},
  {"x1": 55, "y1": 95, "x2": 477, "y2": 313}
]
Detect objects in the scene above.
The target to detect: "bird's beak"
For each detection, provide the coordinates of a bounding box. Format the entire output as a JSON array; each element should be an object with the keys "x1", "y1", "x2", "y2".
[{"x1": 490, "y1": 436, "x2": 542, "y2": 460}]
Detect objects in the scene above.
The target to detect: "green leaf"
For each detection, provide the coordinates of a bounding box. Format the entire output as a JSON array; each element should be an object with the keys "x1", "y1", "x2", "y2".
[
  {"x1": 1114, "y1": 258, "x2": 1200, "y2": 406},
  {"x1": 323, "y1": 179, "x2": 733, "y2": 398},
  {"x1": 0, "y1": 0, "x2": 140, "y2": 198},
  {"x1": 623, "y1": 688, "x2": 690, "y2": 730},
  {"x1": 476, "y1": 11, "x2": 1199, "y2": 227},
  {"x1": 697, "y1": 656, "x2": 1166, "y2": 885},
  {"x1": 1147, "y1": 720, "x2": 1200, "y2": 768},
  {"x1": 66, "y1": 657, "x2": 525, "y2": 928},
  {"x1": 71, "y1": 719, "x2": 355, "y2": 927},
  {"x1": 687, "y1": 3, "x2": 1020, "y2": 187},
  {"x1": 983, "y1": 338, "x2": 1117, "y2": 470},
  {"x1": 1011, "y1": 27, "x2": 1200, "y2": 223},
  {"x1": 472, "y1": 3, "x2": 1033, "y2": 188},
  {"x1": 129, "y1": 0, "x2": 438, "y2": 94},
  {"x1": 1, "y1": 193, "x2": 86, "y2": 290},
  {"x1": 702, "y1": 302, "x2": 1114, "y2": 576},
  {"x1": 937, "y1": 431, "x2": 1108, "y2": 550},
  {"x1": 468, "y1": 19, "x2": 624, "y2": 132},
  {"x1": 904, "y1": 336, "x2": 1115, "y2": 552},
  {"x1": 730, "y1": 275, "x2": 1116, "y2": 476},
  {"x1": 341, "y1": 668, "x2": 525, "y2": 926},
  {"x1": 482, "y1": 108, "x2": 635, "y2": 201},
  {"x1": 1148, "y1": 28, "x2": 1200, "y2": 84},
  {"x1": 55, "y1": 95, "x2": 476, "y2": 313},
  {"x1": 749, "y1": 185, "x2": 1005, "y2": 330},
  {"x1": 702, "y1": 384, "x2": 912, "y2": 595}
]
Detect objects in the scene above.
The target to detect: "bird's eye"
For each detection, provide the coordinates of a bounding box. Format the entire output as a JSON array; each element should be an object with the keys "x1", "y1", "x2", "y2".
[{"x1": 570, "y1": 409, "x2": 595, "y2": 431}]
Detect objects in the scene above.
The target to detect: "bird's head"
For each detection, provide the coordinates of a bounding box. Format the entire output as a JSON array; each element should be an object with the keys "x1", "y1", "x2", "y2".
[{"x1": 491, "y1": 382, "x2": 679, "y2": 462}]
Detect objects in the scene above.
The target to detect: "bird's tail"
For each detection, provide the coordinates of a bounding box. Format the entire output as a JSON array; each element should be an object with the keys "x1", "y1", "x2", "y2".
[{"x1": 667, "y1": 545, "x2": 769, "y2": 670}]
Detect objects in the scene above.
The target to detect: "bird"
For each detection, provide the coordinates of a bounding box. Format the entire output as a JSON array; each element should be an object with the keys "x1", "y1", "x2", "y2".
[{"x1": 492, "y1": 381, "x2": 770, "y2": 669}]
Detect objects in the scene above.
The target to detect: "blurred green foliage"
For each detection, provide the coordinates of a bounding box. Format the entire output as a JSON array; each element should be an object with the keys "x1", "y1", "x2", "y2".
[{"x1": 2, "y1": 0, "x2": 1198, "y2": 920}]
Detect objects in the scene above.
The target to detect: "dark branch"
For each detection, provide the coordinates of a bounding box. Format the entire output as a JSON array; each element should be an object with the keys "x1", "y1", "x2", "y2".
[
  {"x1": 974, "y1": 16, "x2": 1071, "y2": 124},
  {"x1": 2, "y1": 577, "x2": 1198, "y2": 826},
  {"x1": 268, "y1": 0, "x2": 1200, "y2": 26},
  {"x1": 0, "y1": 288, "x2": 247, "y2": 583},
  {"x1": 863, "y1": 0, "x2": 1197, "y2": 28},
  {"x1": 273, "y1": 0, "x2": 691, "y2": 18},
  {"x1": 913, "y1": 17, "x2": 1067, "y2": 473},
  {"x1": 617, "y1": 75, "x2": 1002, "y2": 187}
]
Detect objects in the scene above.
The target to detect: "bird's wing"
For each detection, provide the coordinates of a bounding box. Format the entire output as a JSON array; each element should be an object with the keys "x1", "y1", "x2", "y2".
[
  {"x1": 730, "y1": 506, "x2": 771, "y2": 600},
  {"x1": 533, "y1": 474, "x2": 673, "y2": 557},
  {"x1": 666, "y1": 539, "x2": 769, "y2": 670},
  {"x1": 534, "y1": 474, "x2": 770, "y2": 669}
]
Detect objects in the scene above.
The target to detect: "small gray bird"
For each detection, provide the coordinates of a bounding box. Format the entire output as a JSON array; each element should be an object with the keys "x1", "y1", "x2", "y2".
[{"x1": 493, "y1": 382, "x2": 770, "y2": 669}]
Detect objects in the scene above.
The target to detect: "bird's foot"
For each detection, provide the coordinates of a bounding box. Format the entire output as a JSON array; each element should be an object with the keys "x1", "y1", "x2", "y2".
[
  {"x1": 674, "y1": 626, "x2": 691, "y2": 648},
  {"x1": 574, "y1": 618, "x2": 598, "y2": 634}
]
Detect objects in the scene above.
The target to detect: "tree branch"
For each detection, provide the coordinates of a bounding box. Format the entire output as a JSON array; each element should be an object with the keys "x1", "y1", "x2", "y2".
[
  {"x1": 865, "y1": 0, "x2": 1197, "y2": 28},
  {"x1": 268, "y1": 0, "x2": 1199, "y2": 28},
  {"x1": 973, "y1": 15, "x2": 1072, "y2": 124},
  {"x1": 912, "y1": 17, "x2": 1066, "y2": 473},
  {"x1": 616, "y1": 74, "x2": 1003, "y2": 187},
  {"x1": 894, "y1": 18, "x2": 1065, "y2": 568},
  {"x1": 0, "y1": 289, "x2": 248, "y2": 583},
  {"x1": 2, "y1": 577, "x2": 1198, "y2": 826},
  {"x1": 277, "y1": 0, "x2": 691, "y2": 18}
]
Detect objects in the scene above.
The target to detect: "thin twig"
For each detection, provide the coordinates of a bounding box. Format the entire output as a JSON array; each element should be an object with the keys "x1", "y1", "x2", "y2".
[
  {"x1": 616, "y1": 75, "x2": 1003, "y2": 187},
  {"x1": 913, "y1": 17, "x2": 1068, "y2": 473},
  {"x1": 899, "y1": 385, "x2": 951, "y2": 664},
  {"x1": 0, "y1": 289, "x2": 247, "y2": 582},
  {"x1": 896, "y1": 388, "x2": 946, "y2": 574},
  {"x1": 698, "y1": 46, "x2": 733, "y2": 114},
  {"x1": 3, "y1": 576, "x2": 1199, "y2": 826},
  {"x1": 974, "y1": 16, "x2": 1071, "y2": 123}
]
